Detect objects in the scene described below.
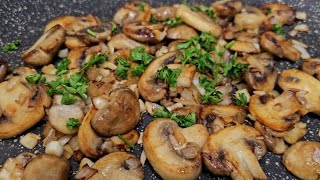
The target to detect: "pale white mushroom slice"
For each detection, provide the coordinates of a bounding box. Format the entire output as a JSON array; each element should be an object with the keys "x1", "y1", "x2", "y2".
[
  {"x1": 143, "y1": 118, "x2": 209, "y2": 180},
  {"x1": 166, "y1": 25, "x2": 198, "y2": 40},
  {"x1": 282, "y1": 141, "x2": 320, "y2": 180},
  {"x1": 202, "y1": 125, "x2": 267, "y2": 180}
]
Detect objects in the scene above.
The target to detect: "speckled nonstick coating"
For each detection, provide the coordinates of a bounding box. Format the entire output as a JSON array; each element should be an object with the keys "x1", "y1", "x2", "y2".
[{"x1": 0, "y1": 0, "x2": 319, "y2": 179}]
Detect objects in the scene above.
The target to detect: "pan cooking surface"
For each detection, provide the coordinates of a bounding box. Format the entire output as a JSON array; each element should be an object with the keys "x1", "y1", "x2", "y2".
[{"x1": 0, "y1": 0, "x2": 319, "y2": 179}]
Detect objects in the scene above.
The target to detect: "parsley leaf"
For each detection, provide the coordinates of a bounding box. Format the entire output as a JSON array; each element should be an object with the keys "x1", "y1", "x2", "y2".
[
  {"x1": 81, "y1": 54, "x2": 108, "y2": 73},
  {"x1": 130, "y1": 46, "x2": 154, "y2": 76},
  {"x1": 56, "y1": 58, "x2": 70, "y2": 76},
  {"x1": 138, "y1": 2, "x2": 145, "y2": 11},
  {"x1": 2, "y1": 39, "x2": 21, "y2": 52},
  {"x1": 116, "y1": 57, "x2": 131, "y2": 79},
  {"x1": 131, "y1": 64, "x2": 146, "y2": 76},
  {"x1": 156, "y1": 66, "x2": 181, "y2": 87},
  {"x1": 26, "y1": 74, "x2": 46, "y2": 84},
  {"x1": 66, "y1": 118, "x2": 81, "y2": 130},
  {"x1": 199, "y1": 76, "x2": 223, "y2": 105},
  {"x1": 118, "y1": 135, "x2": 135, "y2": 148},
  {"x1": 154, "y1": 107, "x2": 196, "y2": 128},
  {"x1": 111, "y1": 23, "x2": 118, "y2": 35},
  {"x1": 191, "y1": 5, "x2": 216, "y2": 21},
  {"x1": 272, "y1": 24, "x2": 285, "y2": 35},
  {"x1": 234, "y1": 93, "x2": 249, "y2": 106},
  {"x1": 61, "y1": 93, "x2": 77, "y2": 105},
  {"x1": 164, "y1": 18, "x2": 183, "y2": 27},
  {"x1": 86, "y1": 29, "x2": 97, "y2": 37},
  {"x1": 221, "y1": 53, "x2": 249, "y2": 79}
]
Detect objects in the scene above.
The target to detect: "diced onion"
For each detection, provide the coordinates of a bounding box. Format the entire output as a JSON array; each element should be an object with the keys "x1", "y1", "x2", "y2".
[
  {"x1": 92, "y1": 96, "x2": 108, "y2": 110},
  {"x1": 140, "y1": 150, "x2": 147, "y2": 166},
  {"x1": 294, "y1": 24, "x2": 309, "y2": 32},
  {"x1": 79, "y1": 158, "x2": 94, "y2": 169},
  {"x1": 57, "y1": 135, "x2": 72, "y2": 146},
  {"x1": 45, "y1": 141, "x2": 64, "y2": 157},
  {"x1": 20, "y1": 133, "x2": 41, "y2": 149},
  {"x1": 295, "y1": 11, "x2": 307, "y2": 20},
  {"x1": 293, "y1": 44, "x2": 310, "y2": 59},
  {"x1": 58, "y1": 48, "x2": 69, "y2": 58}
]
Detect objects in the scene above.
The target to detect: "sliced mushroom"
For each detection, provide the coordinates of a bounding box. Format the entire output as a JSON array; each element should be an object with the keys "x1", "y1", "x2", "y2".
[
  {"x1": 199, "y1": 105, "x2": 246, "y2": 134},
  {"x1": 48, "y1": 95, "x2": 85, "y2": 135},
  {"x1": 0, "y1": 153, "x2": 35, "y2": 180},
  {"x1": 302, "y1": 58, "x2": 320, "y2": 80},
  {"x1": 254, "y1": 121, "x2": 288, "y2": 154},
  {"x1": 211, "y1": 0, "x2": 242, "y2": 20},
  {"x1": 278, "y1": 69, "x2": 320, "y2": 115},
  {"x1": 143, "y1": 118, "x2": 209, "y2": 180},
  {"x1": 282, "y1": 141, "x2": 320, "y2": 180},
  {"x1": 234, "y1": 6, "x2": 267, "y2": 30},
  {"x1": 123, "y1": 22, "x2": 167, "y2": 43},
  {"x1": 176, "y1": 5, "x2": 222, "y2": 37},
  {"x1": 0, "y1": 68, "x2": 51, "y2": 139},
  {"x1": 202, "y1": 125, "x2": 267, "y2": 180},
  {"x1": 166, "y1": 24, "x2": 198, "y2": 40},
  {"x1": 229, "y1": 40, "x2": 260, "y2": 53},
  {"x1": 67, "y1": 47, "x2": 87, "y2": 70},
  {"x1": 262, "y1": 4, "x2": 295, "y2": 25},
  {"x1": 85, "y1": 152, "x2": 143, "y2": 180},
  {"x1": 244, "y1": 53, "x2": 278, "y2": 92},
  {"x1": 107, "y1": 34, "x2": 150, "y2": 54},
  {"x1": 21, "y1": 25, "x2": 65, "y2": 66},
  {"x1": 22, "y1": 154, "x2": 70, "y2": 180},
  {"x1": 283, "y1": 122, "x2": 307, "y2": 144},
  {"x1": 113, "y1": 2, "x2": 151, "y2": 26},
  {"x1": 249, "y1": 90, "x2": 302, "y2": 132},
  {"x1": 0, "y1": 59, "x2": 8, "y2": 82},
  {"x1": 176, "y1": 64, "x2": 196, "y2": 88},
  {"x1": 151, "y1": 6, "x2": 176, "y2": 21},
  {"x1": 138, "y1": 51, "x2": 177, "y2": 102},
  {"x1": 260, "y1": 31, "x2": 301, "y2": 61},
  {"x1": 91, "y1": 88, "x2": 140, "y2": 137},
  {"x1": 65, "y1": 36, "x2": 88, "y2": 49},
  {"x1": 77, "y1": 23, "x2": 114, "y2": 43}
]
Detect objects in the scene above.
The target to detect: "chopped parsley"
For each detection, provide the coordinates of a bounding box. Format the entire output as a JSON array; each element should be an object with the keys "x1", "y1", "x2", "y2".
[
  {"x1": 86, "y1": 29, "x2": 97, "y2": 37},
  {"x1": 191, "y1": 5, "x2": 216, "y2": 21},
  {"x1": 118, "y1": 135, "x2": 135, "y2": 148},
  {"x1": 111, "y1": 23, "x2": 118, "y2": 35},
  {"x1": 26, "y1": 74, "x2": 46, "y2": 84},
  {"x1": 2, "y1": 39, "x2": 21, "y2": 52},
  {"x1": 155, "y1": 107, "x2": 196, "y2": 128},
  {"x1": 177, "y1": 32, "x2": 217, "y2": 52},
  {"x1": 81, "y1": 53, "x2": 108, "y2": 73},
  {"x1": 151, "y1": 16, "x2": 183, "y2": 27},
  {"x1": 56, "y1": 58, "x2": 70, "y2": 76},
  {"x1": 129, "y1": 46, "x2": 154, "y2": 76},
  {"x1": 221, "y1": 53, "x2": 249, "y2": 79},
  {"x1": 272, "y1": 24, "x2": 284, "y2": 35},
  {"x1": 234, "y1": 93, "x2": 249, "y2": 106},
  {"x1": 138, "y1": 2, "x2": 145, "y2": 11},
  {"x1": 199, "y1": 76, "x2": 223, "y2": 105},
  {"x1": 66, "y1": 118, "x2": 81, "y2": 130},
  {"x1": 116, "y1": 57, "x2": 131, "y2": 79},
  {"x1": 156, "y1": 66, "x2": 181, "y2": 87}
]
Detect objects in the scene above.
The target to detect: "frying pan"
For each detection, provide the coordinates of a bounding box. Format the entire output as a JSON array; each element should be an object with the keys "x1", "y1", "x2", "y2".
[{"x1": 0, "y1": 0, "x2": 319, "y2": 179}]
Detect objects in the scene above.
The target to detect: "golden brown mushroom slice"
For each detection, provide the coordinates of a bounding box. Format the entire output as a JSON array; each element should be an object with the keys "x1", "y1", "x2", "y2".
[
  {"x1": 202, "y1": 125, "x2": 267, "y2": 180},
  {"x1": 123, "y1": 22, "x2": 167, "y2": 43},
  {"x1": 249, "y1": 90, "x2": 302, "y2": 132},
  {"x1": 198, "y1": 105, "x2": 246, "y2": 134},
  {"x1": 107, "y1": 34, "x2": 150, "y2": 54},
  {"x1": 244, "y1": 53, "x2": 278, "y2": 92},
  {"x1": 282, "y1": 141, "x2": 320, "y2": 180},
  {"x1": 234, "y1": 6, "x2": 267, "y2": 30},
  {"x1": 152, "y1": 6, "x2": 177, "y2": 21},
  {"x1": 261, "y1": 3, "x2": 295, "y2": 25},
  {"x1": 0, "y1": 67, "x2": 51, "y2": 139},
  {"x1": 113, "y1": 2, "x2": 151, "y2": 26},
  {"x1": 91, "y1": 88, "x2": 140, "y2": 137},
  {"x1": 22, "y1": 154, "x2": 70, "y2": 180},
  {"x1": 21, "y1": 25, "x2": 65, "y2": 66},
  {"x1": 0, "y1": 59, "x2": 8, "y2": 82},
  {"x1": 138, "y1": 51, "x2": 177, "y2": 102},
  {"x1": 0, "y1": 153, "x2": 35, "y2": 180},
  {"x1": 278, "y1": 69, "x2": 320, "y2": 115},
  {"x1": 77, "y1": 152, "x2": 143, "y2": 180},
  {"x1": 211, "y1": 0, "x2": 242, "y2": 20},
  {"x1": 143, "y1": 118, "x2": 209, "y2": 180},
  {"x1": 260, "y1": 31, "x2": 300, "y2": 61},
  {"x1": 302, "y1": 58, "x2": 320, "y2": 80},
  {"x1": 176, "y1": 4, "x2": 222, "y2": 37},
  {"x1": 166, "y1": 24, "x2": 198, "y2": 40}
]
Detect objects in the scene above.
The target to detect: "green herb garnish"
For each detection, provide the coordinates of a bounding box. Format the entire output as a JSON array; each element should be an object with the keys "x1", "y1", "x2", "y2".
[
  {"x1": 129, "y1": 46, "x2": 154, "y2": 76},
  {"x1": 221, "y1": 53, "x2": 249, "y2": 79},
  {"x1": 116, "y1": 57, "x2": 131, "y2": 79},
  {"x1": 2, "y1": 39, "x2": 21, "y2": 52},
  {"x1": 26, "y1": 74, "x2": 46, "y2": 84},
  {"x1": 118, "y1": 135, "x2": 135, "y2": 148},
  {"x1": 154, "y1": 107, "x2": 196, "y2": 128},
  {"x1": 111, "y1": 23, "x2": 118, "y2": 35},
  {"x1": 81, "y1": 53, "x2": 108, "y2": 73},
  {"x1": 138, "y1": 2, "x2": 145, "y2": 11},
  {"x1": 66, "y1": 118, "x2": 81, "y2": 130},
  {"x1": 56, "y1": 58, "x2": 70, "y2": 76},
  {"x1": 199, "y1": 76, "x2": 223, "y2": 105},
  {"x1": 163, "y1": 18, "x2": 183, "y2": 27},
  {"x1": 156, "y1": 66, "x2": 181, "y2": 87},
  {"x1": 272, "y1": 24, "x2": 285, "y2": 35},
  {"x1": 234, "y1": 93, "x2": 249, "y2": 106},
  {"x1": 86, "y1": 29, "x2": 97, "y2": 37},
  {"x1": 191, "y1": 5, "x2": 216, "y2": 21}
]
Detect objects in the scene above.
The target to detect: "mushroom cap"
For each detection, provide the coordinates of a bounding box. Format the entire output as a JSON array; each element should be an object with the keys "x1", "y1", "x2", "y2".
[
  {"x1": 278, "y1": 69, "x2": 320, "y2": 115},
  {"x1": 123, "y1": 22, "x2": 167, "y2": 43},
  {"x1": 91, "y1": 88, "x2": 140, "y2": 137},
  {"x1": 282, "y1": 141, "x2": 320, "y2": 180},
  {"x1": 166, "y1": 24, "x2": 198, "y2": 40},
  {"x1": 22, "y1": 154, "x2": 70, "y2": 180},
  {"x1": 249, "y1": 90, "x2": 302, "y2": 132},
  {"x1": 138, "y1": 51, "x2": 177, "y2": 102},
  {"x1": 0, "y1": 59, "x2": 8, "y2": 82},
  {"x1": 301, "y1": 58, "x2": 320, "y2": 80},
  {"x1": 21, "y1": 25, "x2": 65, "y2": 66},
  {"x1": 89, "y1": 152, "x2": 143, "y2": 180},
  {"x1": 202, "y1": 125, "x2": 267, "y2": 180},
  {"x1": 143, "y1": 118, "x2": 209, "y2": 180},
  {"x1": 0, "y1": 68, "x2": 51, "y2": 139}
]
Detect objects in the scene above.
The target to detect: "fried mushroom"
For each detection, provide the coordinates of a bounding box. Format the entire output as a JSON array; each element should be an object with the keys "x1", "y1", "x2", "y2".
[
  {"x1": 262, "y1": 4, "x2": 295, "y2": 25},
  {"x1": 260, "y1": 31, "x2": 300, "y2": 61},
  {"x1": 302, "y1": 58, "x2": 320, "y2": 80},
  {"x1": 202, "y1": 125, "x2": 267, "y2": 180},
  {"x1": 123, "y1": 22, "x2": 167, "y2": 43},
  {"x1": 0, "y1": 67, "x2": 51, "y2": 139},
  {"x1": 166, "y1": 25, "x2": 198, "y2": 40},
  {"x1": 278, "y1": 69, "x2": 320, "y2": 115},
  {"x1": 107, "y1": 34, "x2": 150, "y2": 54},
  {"x1": 22, "y1": 154, "x2": 70, "y2": 180},
  {"x1": 0, "y1": 59, "x2": 8, "y2": 82},
  {"x1": 91, "y1": 88, "x2": 140, "y2": 137},
  {"x1": 282, "y1": 141, "x2": 320, "y2": 180},
  {"x1": 113, "y1": 2, "x2": 151, "y2": 26},
  {"x1": 21, "y1": 25, "x2": 65, "y2": 66},
  {"x1": 143, "y1": 118, "x2": 209, "y2": 180},
  {"x1": 234, "y1": 6, "x2": 267, "y2": 30},
  {"x1": 151, "y1": 6, "x2": 176, "y2": 21},
  {"x1": 249, "y1": 91, "x2": 302, "y2": 132}
]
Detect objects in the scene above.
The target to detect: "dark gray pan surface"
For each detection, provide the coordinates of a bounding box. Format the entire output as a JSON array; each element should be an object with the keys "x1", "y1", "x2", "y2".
[{"x1": 0, "y1": 0, "x2": 319, "y2": 179}]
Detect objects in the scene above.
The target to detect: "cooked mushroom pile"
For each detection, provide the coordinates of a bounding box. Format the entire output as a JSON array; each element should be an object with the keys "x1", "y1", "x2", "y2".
[{"x1": 0, "y1": 1, "x2": 319, "y2": 179}]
